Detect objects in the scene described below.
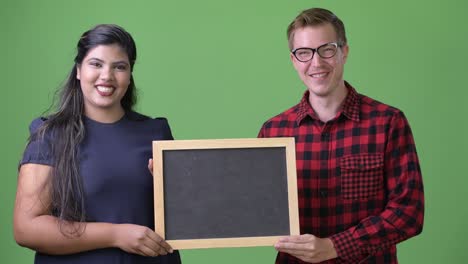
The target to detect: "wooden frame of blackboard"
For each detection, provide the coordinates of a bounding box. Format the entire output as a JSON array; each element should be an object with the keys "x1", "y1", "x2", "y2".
[{"x1": 152, "y1": 138, "x2": 299, "y2": 249}]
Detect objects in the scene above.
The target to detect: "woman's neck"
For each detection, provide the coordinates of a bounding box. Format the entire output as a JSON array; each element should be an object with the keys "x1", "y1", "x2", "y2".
[{"x1": 84, "y1": 107, "x2": 125, "y2": 124}]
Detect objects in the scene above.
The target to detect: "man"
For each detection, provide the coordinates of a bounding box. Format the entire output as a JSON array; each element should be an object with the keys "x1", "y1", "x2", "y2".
[{"x1": 258, "y1": 8, "x2": 424, "y2": 264}]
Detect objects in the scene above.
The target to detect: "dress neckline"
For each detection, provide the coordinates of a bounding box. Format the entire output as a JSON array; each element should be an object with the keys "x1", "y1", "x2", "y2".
[{"x1": 83, "y1": 112, "x2": 127, "y2": 126}]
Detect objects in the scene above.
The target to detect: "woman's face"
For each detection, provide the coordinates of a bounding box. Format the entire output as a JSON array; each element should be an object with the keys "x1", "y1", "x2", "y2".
[{"x1": 76, "y1": 44, "x2": 131, "y2": 121}]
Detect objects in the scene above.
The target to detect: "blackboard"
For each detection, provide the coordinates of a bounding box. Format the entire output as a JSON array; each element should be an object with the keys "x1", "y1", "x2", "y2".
[{"x1": 152, "y1": 138, "x2": 299, "y2": 249}]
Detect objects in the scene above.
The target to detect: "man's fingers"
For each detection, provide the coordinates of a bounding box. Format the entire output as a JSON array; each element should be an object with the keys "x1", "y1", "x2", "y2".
[
  {"x1": 275, "y1": 241, "x2": 312, "y2": 251},
  {"x1": 279, "y1": 234, "x2": 314, "y2": 243},
  {"x1": 278, "y1": 249, "x2": 309, "y2": 259}
]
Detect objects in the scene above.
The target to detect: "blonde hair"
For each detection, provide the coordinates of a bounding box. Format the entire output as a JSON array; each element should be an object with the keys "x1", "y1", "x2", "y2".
[{"x1": 287, "y1": 8, "x2": 347, "y2": 50}]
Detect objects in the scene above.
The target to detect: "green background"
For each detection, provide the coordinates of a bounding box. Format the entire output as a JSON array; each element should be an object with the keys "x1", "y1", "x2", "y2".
[{"x1": 2, "y1": 0, "x2": 467, "y2": 263}]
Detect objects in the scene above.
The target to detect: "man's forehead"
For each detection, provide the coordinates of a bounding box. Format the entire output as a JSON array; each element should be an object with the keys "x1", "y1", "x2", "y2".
[{"x1": 291, "y1": 25, "x2": 338, "y2": 46}]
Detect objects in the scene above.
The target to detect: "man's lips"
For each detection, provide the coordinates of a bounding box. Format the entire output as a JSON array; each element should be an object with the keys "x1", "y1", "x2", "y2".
[{"x1": 309, "y1": 72, "x2": 328, "y2": 78}]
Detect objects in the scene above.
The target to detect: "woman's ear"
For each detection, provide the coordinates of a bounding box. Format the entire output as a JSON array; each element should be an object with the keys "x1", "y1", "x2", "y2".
[{"x1": 76, "y1": 65, "x2": 81, "y2": 80}]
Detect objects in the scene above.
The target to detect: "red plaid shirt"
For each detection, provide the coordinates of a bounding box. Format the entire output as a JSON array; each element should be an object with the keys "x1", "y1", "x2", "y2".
[{"x1": 258, "y1": 83, "x2": 424, "y2": 264}]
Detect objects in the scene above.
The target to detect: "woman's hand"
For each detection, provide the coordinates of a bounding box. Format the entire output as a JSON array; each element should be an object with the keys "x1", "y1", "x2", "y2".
[
  {"x1": 113, "y1": 224, "x2": 173, "y2": 257},
  {"x1": 148, "y1": 159, "x2": 154, "y2": 176}
]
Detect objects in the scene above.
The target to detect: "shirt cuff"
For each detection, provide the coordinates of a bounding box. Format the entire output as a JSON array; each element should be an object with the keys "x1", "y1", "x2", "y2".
[{"x1": 330, "y1": 228, "x2": 362, "y2": 260}]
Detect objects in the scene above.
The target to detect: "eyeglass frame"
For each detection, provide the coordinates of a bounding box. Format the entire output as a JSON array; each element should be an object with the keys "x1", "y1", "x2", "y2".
[{"x1": 291, "y1": 42, "x2": 343, "y2": 62}]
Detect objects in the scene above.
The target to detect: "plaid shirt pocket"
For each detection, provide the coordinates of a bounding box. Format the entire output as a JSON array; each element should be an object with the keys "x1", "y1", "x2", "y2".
[{"x1": 340, "y1": 153, "x2": 384, "y2": 200}]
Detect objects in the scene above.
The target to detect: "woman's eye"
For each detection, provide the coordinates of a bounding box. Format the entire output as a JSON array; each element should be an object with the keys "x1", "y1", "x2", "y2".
[
  {"x1": 90, "y1": 62, "x2": 102, "y2": 68},
  {"x1": 115, "y1": 65, "x2": 128, "y2": 71}
]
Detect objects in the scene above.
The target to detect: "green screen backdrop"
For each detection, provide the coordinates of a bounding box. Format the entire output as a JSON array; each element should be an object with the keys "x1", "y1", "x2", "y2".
[{"x1": 2, "y1": 0, "x2": 467, "y2": 263}]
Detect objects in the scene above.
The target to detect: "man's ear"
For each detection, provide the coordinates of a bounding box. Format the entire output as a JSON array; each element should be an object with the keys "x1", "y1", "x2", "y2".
[
  {"x1": 341, "y1": 44, "x2": 349, "y2": 63},
  {"x1": 290, "y1": 52, "x2": 300, "y2": 71}
]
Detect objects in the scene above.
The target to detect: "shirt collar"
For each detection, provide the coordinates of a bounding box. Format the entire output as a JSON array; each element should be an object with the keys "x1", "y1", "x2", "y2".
[{"x1": 296, "y1": 81, "x2": 361, "y2": 125}]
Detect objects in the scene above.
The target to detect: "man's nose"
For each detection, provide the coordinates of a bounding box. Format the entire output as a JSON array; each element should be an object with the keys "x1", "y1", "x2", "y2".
[{"x1": 310, "y1": 52, "x2": 323, "y2": 67}]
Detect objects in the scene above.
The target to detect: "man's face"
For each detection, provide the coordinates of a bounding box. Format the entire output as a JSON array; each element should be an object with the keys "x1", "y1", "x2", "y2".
[{"x1": 290, "y1": 24, "x2": 349, "y2": 98}]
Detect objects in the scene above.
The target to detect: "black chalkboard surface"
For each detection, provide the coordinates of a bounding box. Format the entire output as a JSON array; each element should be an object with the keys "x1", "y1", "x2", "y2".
[{"x1": 152, "y1": 138, "x2": 299, "y2": 249}]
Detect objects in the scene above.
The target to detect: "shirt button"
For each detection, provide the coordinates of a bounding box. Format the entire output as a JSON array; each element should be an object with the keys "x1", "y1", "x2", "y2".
[
  {"x1": 322, "y1": 133, "x2": 330, "y2": 141},
  {"x1": 320, "y1": 189, "x2": 328, "y2": 197}
]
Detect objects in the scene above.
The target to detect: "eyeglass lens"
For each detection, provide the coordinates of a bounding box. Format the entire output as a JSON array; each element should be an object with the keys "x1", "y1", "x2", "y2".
[{"x1": 294, "y1": 43, "x2": 338, "y2": 62}]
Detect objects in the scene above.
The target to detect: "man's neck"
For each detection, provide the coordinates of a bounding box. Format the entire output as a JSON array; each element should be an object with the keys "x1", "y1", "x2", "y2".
[{"x1": 308, "y1": 84, "x2": 348, "y2": 123}]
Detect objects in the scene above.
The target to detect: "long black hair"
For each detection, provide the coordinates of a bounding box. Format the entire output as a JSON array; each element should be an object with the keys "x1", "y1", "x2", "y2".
[{"x1": 34, "y1": 24, "x2": 137, "y2": 236}]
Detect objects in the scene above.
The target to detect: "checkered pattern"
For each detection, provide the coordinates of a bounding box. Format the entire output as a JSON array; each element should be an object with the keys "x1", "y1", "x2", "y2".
[{"x1": 258, "y1": 83, "x2": 424, "y2": 264}]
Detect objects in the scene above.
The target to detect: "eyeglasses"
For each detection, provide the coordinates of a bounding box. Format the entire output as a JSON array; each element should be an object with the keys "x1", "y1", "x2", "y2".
[{"x1": 291, "y1": 42, "x2": 342, "y2": 62}]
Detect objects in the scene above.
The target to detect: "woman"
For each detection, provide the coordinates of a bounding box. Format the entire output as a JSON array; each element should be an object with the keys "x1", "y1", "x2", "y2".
[{"x1": 14, "y1": 24, "x2": 181, "y2": 264}]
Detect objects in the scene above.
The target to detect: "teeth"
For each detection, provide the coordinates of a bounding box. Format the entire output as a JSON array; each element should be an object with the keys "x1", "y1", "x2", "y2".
[
  {"x1": 96, "y1": 86, "x2": 114, "y2": 93},
  {"x1": 310, "y1": 73, "x2": 327, "y2": 78}
]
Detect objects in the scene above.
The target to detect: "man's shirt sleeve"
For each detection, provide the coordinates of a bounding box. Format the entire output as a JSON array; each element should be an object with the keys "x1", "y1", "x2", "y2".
[{"x1": 330, "y1": 111, "x2": 424, "y2": 260}]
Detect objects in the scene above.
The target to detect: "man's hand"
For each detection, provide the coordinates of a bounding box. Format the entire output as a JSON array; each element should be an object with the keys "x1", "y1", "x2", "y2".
[{"x1": 275, "y1": 234, "x2": 337, "y2": 263}]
